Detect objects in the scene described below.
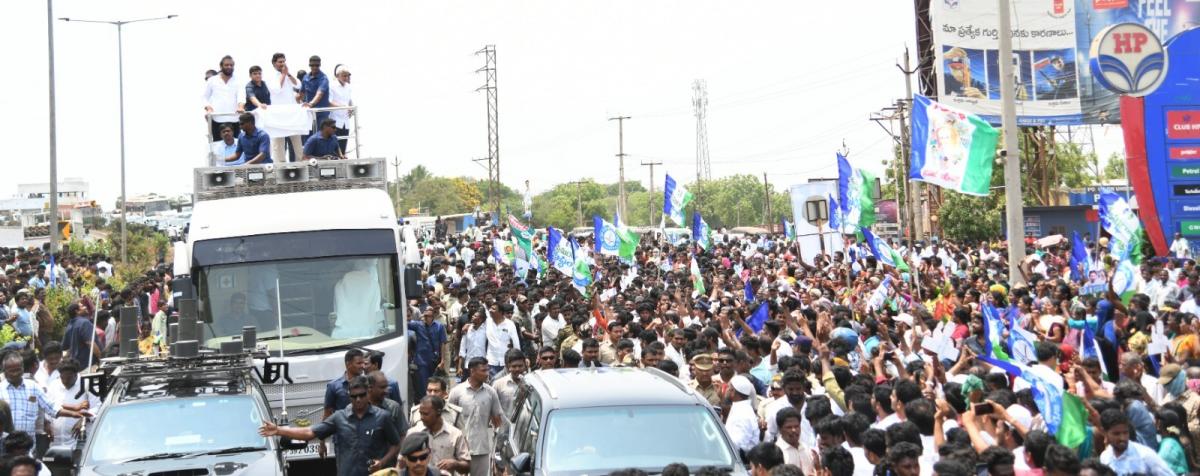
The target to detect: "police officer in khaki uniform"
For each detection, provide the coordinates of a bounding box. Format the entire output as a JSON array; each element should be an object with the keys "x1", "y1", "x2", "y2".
[{"x1": 688, "y1": 354, "x2": 721, "y2": 407}]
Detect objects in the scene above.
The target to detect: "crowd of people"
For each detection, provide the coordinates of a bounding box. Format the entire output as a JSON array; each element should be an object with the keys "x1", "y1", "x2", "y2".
[
  {"x1": 203, "y1": 52, "x2": 354, "y2": 165},
  {"x1": 0, "y1": 243, "x2": 177, "y2": 475},
  {"x1": 351, "y1": 222, "x2": 1199, "y2": 476}
]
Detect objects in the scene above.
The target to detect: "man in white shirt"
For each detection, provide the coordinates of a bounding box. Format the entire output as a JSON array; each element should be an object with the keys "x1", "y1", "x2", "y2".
[
  {"x1": 266, "y1": 53, "x2": 303, "y2": 162},
  {"x1": 46, "y1": 359, "x2": 99, "y2": 451},
  {"x1": 203, "y1": 55, "x2": 244, "y2": 144},
  {"x1": 1171, "y1": 232, "x2": 1191, "y2": 259},
  {"x1": 1013, "y1": 342, "x2": 1065, "y2": 393},
  {"x1": 726, "y1": 375, "x2": 761, "y2": 455},
  {"x1": 484, "y1": 304, "x2": 520, "y2": 378},
  {"x1": 330, "y1": 64, "x2": 355, "y2": 154},
  {"x1": 1098, "y1": 408, "x2": 1175, "y2": 476},
  {"x1": 774, "y1": 406, "x2": 816, "y2": 475},
  {"x1": 663, "y1": 329, "x2": 691, "y2": 382},
  {"x1": 33, "y1": 342, "x2": 61, "y2": 389},
  {"x1": 457, "y1": 311, "x2": 487, "y2": 375},
  {"x1": 540, "y1": 301, "x2": 566, "y2": 347}
]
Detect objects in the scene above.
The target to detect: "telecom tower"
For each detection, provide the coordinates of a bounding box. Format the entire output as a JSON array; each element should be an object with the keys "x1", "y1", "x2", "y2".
[
  {"x1": 476, "y1": 45, "x2": 500, "y2": 216},
  {"x1": 693, "y1": 80, "x2": 711, "y2": 182}
]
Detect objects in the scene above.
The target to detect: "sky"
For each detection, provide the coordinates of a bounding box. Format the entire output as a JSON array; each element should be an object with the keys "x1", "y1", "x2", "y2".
[{"x1": 2, "y1": 0, "x2": 1124, "y2": 208}]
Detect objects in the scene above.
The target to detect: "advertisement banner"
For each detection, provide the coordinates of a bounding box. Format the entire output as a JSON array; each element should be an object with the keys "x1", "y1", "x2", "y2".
[
  {"x1": 1074, "y1": 0, "x2": 1200, "y2": 123},
  {"x1": 931, "y1": 0, "x2": 1083, "y2": 125}
]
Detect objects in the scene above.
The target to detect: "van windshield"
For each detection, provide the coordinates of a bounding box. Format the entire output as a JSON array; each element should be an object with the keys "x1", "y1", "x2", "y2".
[
  {"x1": 197, "y1": 255, "x2": 398, "y2": 352},
  {"x1": 542, "y1": 405, "x2": 735, "y2": 473}
]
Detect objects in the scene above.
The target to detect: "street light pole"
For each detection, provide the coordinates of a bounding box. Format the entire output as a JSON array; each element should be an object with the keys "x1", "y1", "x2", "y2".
[
  {"x1": 47, "y1": 0, "x2": 59, "y2": 257},
  {"x1": 59, "y1": 14, "x2": 176, "y2": 264}
]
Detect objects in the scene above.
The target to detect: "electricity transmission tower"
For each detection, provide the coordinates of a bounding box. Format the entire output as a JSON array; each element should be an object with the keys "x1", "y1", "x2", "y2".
[{"x1": 476, "y1": 45, "x2": 500, "y2": 216}]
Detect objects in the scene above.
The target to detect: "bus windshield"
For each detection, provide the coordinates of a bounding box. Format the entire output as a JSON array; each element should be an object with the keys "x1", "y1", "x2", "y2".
[{"x1": 198, "y1": 255, "x2": 398, "y2": 352}]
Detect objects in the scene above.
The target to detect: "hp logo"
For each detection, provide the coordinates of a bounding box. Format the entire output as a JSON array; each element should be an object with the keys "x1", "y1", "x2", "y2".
[{"x1": 1089, "y1": 23, "x2": 1167, "y2": 97}]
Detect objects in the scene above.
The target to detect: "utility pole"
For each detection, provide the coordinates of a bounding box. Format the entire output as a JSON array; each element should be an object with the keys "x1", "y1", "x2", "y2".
[
  {"x1": 475, "y1": 45, "x2": 500, "y2": 217},
  {"x1": 391, "y1": 157, "x2": 401, "y2": 213},
  {"x1": 47, "y1": 0, "x2": 59, "y2": 256},
  {"x1": 572, "y1": 180, "x2": 586, "y2": 228},
  {"x1": 898, "y1": 47, "x2": 922, "y2": 243},
  {"x1": 693, "y1": 80, "x2": 711, "y2": 182},
  {"x1": 763, "y1": 173, "x2": 773, "y2": 229},
  {"x1": 999, "y1": 0, "x2": 1027, "y2": 284},
  {"x1": 609, "y1": 116, "x2": 631, "y2": 221},
  {"x1": 641, "y1": 160, "x2": 662, "y2": 226}
]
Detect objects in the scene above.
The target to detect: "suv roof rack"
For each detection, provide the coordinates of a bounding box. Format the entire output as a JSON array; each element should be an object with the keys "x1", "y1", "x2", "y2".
[{"x1": 82, "y1": 348, "x2": 280, "y2": 401}]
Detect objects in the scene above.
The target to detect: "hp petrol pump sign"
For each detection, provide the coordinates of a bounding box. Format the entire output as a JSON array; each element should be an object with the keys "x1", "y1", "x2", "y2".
[{"x1": 1089, "y1": 23, "x2": 1167, "y2": 97}]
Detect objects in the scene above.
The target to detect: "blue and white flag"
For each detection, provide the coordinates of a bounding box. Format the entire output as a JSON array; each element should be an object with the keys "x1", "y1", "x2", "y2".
[
  {"x1": 1009, "y1": 326, "x2": 1040, "y2": 365},
  {"x1": 783, "y1": 219, "x2": 795, "y2": 240},
  {"x1": 614, "y1": 211, "x2": 624, "y2": 230},
  {"x1": 593, "y1": 216, "x2": 621, "y2": 256},
  {"x1": 908, "y1": 95, "x2": 999, "y2": 196},
  {"x1": 828, "y1": 193, "x2": 841, "y2": 232},
  {"x1": 570, "y1": 237, "x2": 592, "y2": 297},
  {"x1": 663, "y1": 174, "x2": 695, "y2": 226},
  {"x1": 867, "y1": 276, "x2": 892, "y2": 311},
  {"x1": 863, "y1": 228, "x2": 909, "y2": 272},
  {"x1": 1024, "y1": 367, "x2": 1065, "y2": 435},
  {"x1": 692, "y1": 212, "x2": 712, "y2": 251},
  {"x1": 744, "y1": 279, "x2": 755, "y2": 303},
  {"x1": 547, "y1": 227, "x2": 575, "y2": 275},
  {"x1": 1070, "y1": 231, "x2": 1088, "y2": 283}
]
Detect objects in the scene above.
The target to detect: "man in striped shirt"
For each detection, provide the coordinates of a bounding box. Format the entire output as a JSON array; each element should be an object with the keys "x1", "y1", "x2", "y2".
[{"x1": 0, "y1": 352, "x2": 90, "y2": 437}]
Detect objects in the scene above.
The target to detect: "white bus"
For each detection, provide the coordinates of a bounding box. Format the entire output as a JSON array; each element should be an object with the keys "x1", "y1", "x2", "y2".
[{"x1": 174, "y1": 157, "x2": 414, "y2": 462}]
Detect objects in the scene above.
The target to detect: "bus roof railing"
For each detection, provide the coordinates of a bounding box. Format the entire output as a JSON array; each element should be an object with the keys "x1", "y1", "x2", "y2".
[
  {"x1": 193, "y1": 157, "x2": 387, "y2": 202},
  {"x1": 205, "y1": 105, "x2": 363, "y2": 166}
]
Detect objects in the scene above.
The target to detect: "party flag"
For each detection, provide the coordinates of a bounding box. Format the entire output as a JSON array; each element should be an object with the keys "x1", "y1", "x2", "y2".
[{"x1": 908, "y1": 94, "x2": 998, "y2": 196}]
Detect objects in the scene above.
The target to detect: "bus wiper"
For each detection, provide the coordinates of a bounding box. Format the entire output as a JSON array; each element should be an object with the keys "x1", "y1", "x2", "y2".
[
  {"x1": 195, "y1": 446, "x2": 268, "y2": 456},
  {"x1": 119, "y1": 452, "x2": 190, "y2": 463},
  {"x1": 286, "y1": 344, "x2": 360, "y2": 356}
]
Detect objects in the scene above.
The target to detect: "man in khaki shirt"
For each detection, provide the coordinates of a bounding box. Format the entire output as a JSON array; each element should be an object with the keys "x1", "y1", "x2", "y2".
[
  {"x1": 598, "y1": 321, "x2": 625, "y2": 365},
  {"x1": 689, "y1": 354, "x2": 721, "y2": 408},
  {"x1": 406, "y1": 395, "x2": 470, "y2": 476}
]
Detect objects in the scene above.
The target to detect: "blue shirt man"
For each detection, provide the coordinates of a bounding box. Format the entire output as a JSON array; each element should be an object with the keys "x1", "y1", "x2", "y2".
[
  {"x1": 244, "y1": 66, "x2": 270, "y2": 112},
  {"x1": 62, "y1": 313, "x2": 98, "y2": 366},
  {"x1": 227, "y1": 113, "x2": 271, "y2": 165},
  {"x1": 302, "y1": 56, "x2": 331, "y2": 127},
  {"x1": 303, "y1": 119, "x2": 344, "y2": 160}
]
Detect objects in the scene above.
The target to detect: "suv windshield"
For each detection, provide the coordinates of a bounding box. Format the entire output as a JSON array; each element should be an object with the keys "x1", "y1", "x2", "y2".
[
  {"x1": 198, "y1": 255, "x2": 397, "y2": 352},
  {"x1": 543, "y1": 405, "x2": 735, "y2": 472},
  {"x1": 87, "y1": 396, "x2": 268, "y2": 464}
]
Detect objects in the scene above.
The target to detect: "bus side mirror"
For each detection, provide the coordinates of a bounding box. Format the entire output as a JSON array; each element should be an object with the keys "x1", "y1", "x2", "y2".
[{"x1": 403, "y1": 266, "x2": 422, "y2": 298}]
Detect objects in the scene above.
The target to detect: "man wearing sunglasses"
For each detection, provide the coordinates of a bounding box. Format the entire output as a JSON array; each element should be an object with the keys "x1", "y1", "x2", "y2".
[
  {"x1": 260, "y1": 376, "x2": 401, "y2": 476},
  {"x1": 398, "y1": 432, "x2": 440, "y2": 476}
]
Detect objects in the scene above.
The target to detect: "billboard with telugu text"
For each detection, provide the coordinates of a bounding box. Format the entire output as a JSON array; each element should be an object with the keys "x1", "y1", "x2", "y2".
[{"x1": 928, "y1": 0, "x2": 1200, "y2": 125}]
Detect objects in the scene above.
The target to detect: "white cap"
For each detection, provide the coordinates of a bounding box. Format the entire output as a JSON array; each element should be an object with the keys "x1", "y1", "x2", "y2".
[
  {"x1": 895, "y1": 313, "x2": 915, "y2": 327},
  {"x1": 1006, "y1": 404, "x2": 1033, "y2": 430},
  {"x1": 729, "y1": 375, "x2": 755, "y2": 396}
]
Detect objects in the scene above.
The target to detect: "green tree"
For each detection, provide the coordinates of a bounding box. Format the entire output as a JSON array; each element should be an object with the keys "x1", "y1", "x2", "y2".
[
  {"x1": 937, "y1": 191, "x2": 1001, "y2": 243},
  {"x1": 1103, "y1": 153, "x2": 1126, "y2": 180}
]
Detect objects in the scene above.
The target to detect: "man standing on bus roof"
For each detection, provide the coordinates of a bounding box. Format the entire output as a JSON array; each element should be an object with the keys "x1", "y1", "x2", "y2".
[
  {"x1": 301, "y1": 55, "x2": 331, "y2": 134},
  {"x1": 267, "y1": 53, "x2": 304, "y2": 162},
  {"x1": 203, "y1": 55, "x2": 244, "y2": 143}
]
